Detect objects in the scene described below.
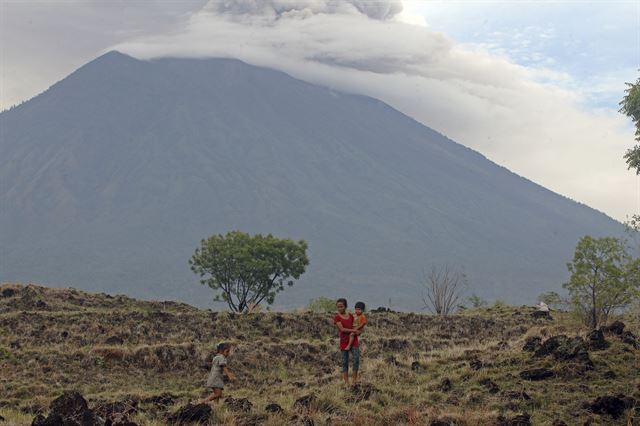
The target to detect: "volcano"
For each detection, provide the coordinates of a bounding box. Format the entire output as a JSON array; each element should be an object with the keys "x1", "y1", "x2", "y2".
[{"x1": 0, "y1": 51, "x2": 622, "y2": 309}]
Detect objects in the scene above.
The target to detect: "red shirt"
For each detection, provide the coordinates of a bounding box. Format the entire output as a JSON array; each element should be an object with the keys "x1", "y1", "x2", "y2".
[{"x1": 334, "y1": 313, "x2": 359, "y2": 350}]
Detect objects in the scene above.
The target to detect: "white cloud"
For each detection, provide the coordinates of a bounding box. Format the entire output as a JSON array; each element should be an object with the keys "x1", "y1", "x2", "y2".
[{"x1": 114, "y1": 0, "x2": 637, "y2": 221}]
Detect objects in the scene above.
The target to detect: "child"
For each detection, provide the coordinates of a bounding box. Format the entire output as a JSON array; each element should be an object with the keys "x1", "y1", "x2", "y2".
[
  {"x1": 345, "y1": 301, "x2": 367, "y2": 351},
  {"x1": 202, "y1": 342, "x2": 236, "y2": 404}
]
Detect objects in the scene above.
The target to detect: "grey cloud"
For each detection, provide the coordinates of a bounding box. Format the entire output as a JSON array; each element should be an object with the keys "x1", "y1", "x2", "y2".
[
  {"x1": 207, "y1": 0, "x2": 402, "y2": 20},
  {"x1": 1, "y1": 0, "x2": 634, "y2": 220},
  {"x1": 114, "y1": 0, "x2": 635, "y2": 221}
]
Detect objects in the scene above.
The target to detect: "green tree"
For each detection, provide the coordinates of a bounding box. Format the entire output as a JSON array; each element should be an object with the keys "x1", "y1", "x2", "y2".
[
  {"x1": 189, "y1": 231, "x2": 309, "y2": 312},
  {"x1": 564, "y1": 236, "x2": 640, "y2": 329},
  {"x1": 467, "y1": 293, "x2": 488, "y2": 308},
  {"x1": 620, "y1": 77, "x2": 640, "y2": 174},
  {"x1": 306, "y1": 297, "x2": 336, "y2": 313}
]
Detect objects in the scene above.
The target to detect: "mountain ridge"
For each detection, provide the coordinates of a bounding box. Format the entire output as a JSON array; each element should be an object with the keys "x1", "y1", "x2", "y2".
[{"x1": 0, "y1": 51, "x2": 623, "y2": 309}]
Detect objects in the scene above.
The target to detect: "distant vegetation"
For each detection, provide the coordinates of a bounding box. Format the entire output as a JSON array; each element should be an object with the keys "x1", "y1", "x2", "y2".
[
  {"x1": 620, "y1": 76, "x2": 640, "y2": 175},
  {"x1": 564, "y1": 235, "x2": 640, "y2": 329},
  {"x1": 189, "y1": 231, "x2": 309, "y2": 312},
  {"x1": 306, "y1": 297, "x2": 336, "y2": 313},
  {"x1": 421, "y1": 264, "x2": 467, "y2": 317}
]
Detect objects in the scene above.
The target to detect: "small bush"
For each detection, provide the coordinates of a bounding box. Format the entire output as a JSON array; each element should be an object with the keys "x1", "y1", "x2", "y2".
[{"x1": 306, "y1": 297, "x2": 336, "y2": 313}]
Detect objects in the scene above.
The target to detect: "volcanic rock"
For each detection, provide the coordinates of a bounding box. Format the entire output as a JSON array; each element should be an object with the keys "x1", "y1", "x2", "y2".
[
  {"x1": 531, "y1": 311, "x2": 551, "y2": 320},
  {"x1": 496, "y1": 413, "x2": 531, "y2": 426},
  {"x1": 167, "y1": 403, "x2": 212, "y2": 425},
  {"x1": 105, "y1": 336, "x2": 124, "y2": 345},
  {"x1": 350, "y1": 383, "x2": 378, "y2": 402},
  {"x1": 587, "y1": 329, "x2": 608, "y2": 350},
  {"x1": 602, "y1": 321, "x2": 625, "y2": 335},
  {"x1": 264, "y1": 403, "x2": 283, "y2": 414},
  {"x1": 519, "y1": 368, "x2": 554, "y2": 381},
  {"x1": 224, "y1": 397, "x2": 253, "y2": 413},
  {"x1": 1, "y1": 288, "x2": 16, "y2": 298},
  {"x1": 522, "y1": 336, "x2": 542, "y2": 352},
  {"x1": 502, "y1": 390, "x2": 531, "y2": 400},
  {"x1": 439, "y1": 378, "x2": 453, "y2": 392},
  {"x1": 293, "y1": 394, "x2": 316, "y2": 411},
  {"x1": 32, "y1": 391, "x2": 103, "y2": 426},
  {"x1": 583, "y1": 395, "x2": 630, "y2": 419},
  {"x1": 479, "y1": 378, "x2": 500, "y2": 394},
  {"x1": 621, "y1": 331, "x2": 639, "y2": 349}
]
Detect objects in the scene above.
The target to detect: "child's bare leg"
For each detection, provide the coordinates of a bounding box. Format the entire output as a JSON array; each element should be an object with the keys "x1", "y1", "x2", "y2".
[
  {"x1": 203, "y1": 388, "x2": 222, "y2": 404},
  {"x1": 345, "y1": 333, "x2": 355, "y2": 350}
]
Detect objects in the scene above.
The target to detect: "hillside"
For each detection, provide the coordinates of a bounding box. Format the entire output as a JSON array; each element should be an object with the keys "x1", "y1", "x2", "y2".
[
  {"x1": 0, "y1": 51, "x2": 624, "y2": 309},
  {"x1": 0, "y1": 283, "x2": 638, "y2": 425}
]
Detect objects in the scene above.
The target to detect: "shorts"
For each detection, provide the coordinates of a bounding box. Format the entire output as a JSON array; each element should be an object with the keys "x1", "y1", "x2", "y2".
[
  {"x1": 206, "y1": 376, "x2": 225, "y2": 390},
  {"x1": 341, "y1": 347, "x2": 360, "y2": 373}
]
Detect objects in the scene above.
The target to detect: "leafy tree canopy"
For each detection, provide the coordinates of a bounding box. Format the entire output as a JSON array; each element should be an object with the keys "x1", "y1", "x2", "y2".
[
  {"x1": 189, "y1": 231, "x2": 309, "y2": 312},
  {"x1": 564, "y1": 235, "x2": 640, "y2": 328},
  {"x1": 620, "y1": 77, "x2": 640, "y2": 174}
]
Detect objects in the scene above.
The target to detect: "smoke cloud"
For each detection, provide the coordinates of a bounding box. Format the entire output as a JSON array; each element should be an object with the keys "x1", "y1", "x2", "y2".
[{"x1": 110, "y1": 0, "x2": 637, "y2": 221}]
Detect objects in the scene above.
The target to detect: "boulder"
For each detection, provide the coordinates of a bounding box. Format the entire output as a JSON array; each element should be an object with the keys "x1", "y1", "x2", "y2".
[
  {"x1": 385, "y1": 356, "x2": 400, "y2": 366},
  {"x1": 501, "y1": 390, "x2": 531, "y2": 400},
  {"x1": 429, "y1": 420, "x2": 452, "y2": 426},
  {"x1": 479, "y1": 378, "x2": 500, "y2": 394},
  {"x1": 496, "y1": 413, "x2": 531, "y2": 426},
  {"x1": 602, "y1": 321, "x2": 625, "y2": 335},
  {"x1": 167, "y1": 403, "x2": 212, "y2": 425},
  {"x1": 93, "y1": 399, "x2": 138, "y2": 420},
  {"x1": 410, "y1": 361, "x2": 424, "y2": 371},
  {"x1": 32, "y1": 391, "x2": 103, "y2": 426},
  {"x1": 141, "y1": 393, "x2": 177, "y2": 408},
  {"x1": 620, "y1": 331, "x2": 639, "y2": 349},
  {"x1": 293, "y1": 394, "x2": 316, "y2": 411},
  {"x1": 224, "y1": 397, "x2": 253, "y2": 413},
  {"x1": 350, "y1": 383, "x2": 378, "y2": 402},
  {"x1": 522, "y1": 336, "x2": 542, "y2": 352},
  {"x1": 439, "y1": 378, "x2": 452, "y2": 392},
  {"x1": 104, "y1": 336, "x2": 124, "y2": 345},
  {"x1": 587, "y1": 329, "x2": 608, "y2": 350},
  {"x1": 1, "y1": 288, "x2": 16, "y2": 298},
  {"x1": 370, "y1": 307, "x2": 392, "y2": 313},
  {"x1": 583, "y1": 395, "x2": 631, "y2": 419},
  {"x1": 534, "y1": 335, "x2": 593, "y2": 368},
  {"x1": 264, "y1": 403, "x2": 283, "y2": 414},
  {"x1": 382, "y1": 339, "x2": 409, "y2": 351},
  {"x1": 469, "y1": 358, "x2": 483, "y2": 370},
  {"x1": 531, "y1": 311, "x2": 552, "y2": 320},
  {"x1": 233, "y1": 414, "x2": 268, "y2": 426},
  {"x1": 519, "y1": 368, "x2": 554, "y2": 381}
]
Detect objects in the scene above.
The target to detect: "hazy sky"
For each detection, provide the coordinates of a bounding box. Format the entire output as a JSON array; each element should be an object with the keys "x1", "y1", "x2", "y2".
[{"x1": 1, "y1": 0, "x2": 638, "y2": 221}]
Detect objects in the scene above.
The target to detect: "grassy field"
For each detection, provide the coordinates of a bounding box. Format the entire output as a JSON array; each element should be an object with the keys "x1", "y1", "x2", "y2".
[{"x1": 0, "y1": 283, "x2": 638, "y2": 425}]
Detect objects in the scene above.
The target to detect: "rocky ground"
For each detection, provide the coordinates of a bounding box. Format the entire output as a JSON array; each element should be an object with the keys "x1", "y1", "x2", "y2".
[{"x1": 0, "y1": 283, "x2": 638, "y2": 425}]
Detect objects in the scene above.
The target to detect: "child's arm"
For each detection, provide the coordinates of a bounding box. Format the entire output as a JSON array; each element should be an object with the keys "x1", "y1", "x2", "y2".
[
  {"x1": 334, "y1": 317, "x2": 356, "y2": 333},
  {"x1": 354, "y1": 316, "x2": 367, "y2": 334},
  {"x1": 223, "y1": 366, "x2": 236, "y2": 382}
]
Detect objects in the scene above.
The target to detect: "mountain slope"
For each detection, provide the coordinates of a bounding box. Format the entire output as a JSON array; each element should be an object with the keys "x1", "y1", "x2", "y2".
[{"x1": 0, "y1": 51, "x2": 622, "y2": 309}]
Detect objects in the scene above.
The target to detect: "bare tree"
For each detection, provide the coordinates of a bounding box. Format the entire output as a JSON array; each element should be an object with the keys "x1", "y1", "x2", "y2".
[{"x1": 422, "y1": 264, "x2": 467, "y2": 316}]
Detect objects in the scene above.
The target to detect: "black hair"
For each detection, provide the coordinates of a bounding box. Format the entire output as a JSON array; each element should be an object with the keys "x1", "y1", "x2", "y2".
[
  {"x1": 355, "y1": 301, "x2": 365, "y2": 311},
  {"x1": 217, "y1": 342, "x2": 232, "y2": 353},
  {"x1": 336, "y1": 298, "x2": 347, "y2": 307}
]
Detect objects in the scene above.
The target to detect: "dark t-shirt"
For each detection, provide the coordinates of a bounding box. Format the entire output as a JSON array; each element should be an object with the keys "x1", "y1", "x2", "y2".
[{"x1": 334, "y1": 313, "x2": 359, "y2": 350}]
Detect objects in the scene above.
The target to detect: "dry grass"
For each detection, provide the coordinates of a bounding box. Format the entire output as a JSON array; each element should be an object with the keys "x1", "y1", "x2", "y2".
[{"x1": 1, "y1": 283, "x2": 639, "y2": 425}]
